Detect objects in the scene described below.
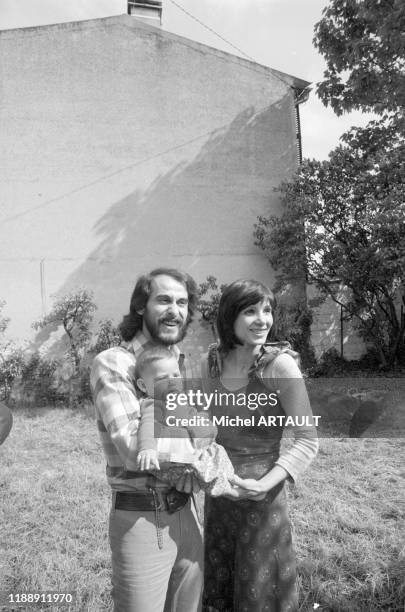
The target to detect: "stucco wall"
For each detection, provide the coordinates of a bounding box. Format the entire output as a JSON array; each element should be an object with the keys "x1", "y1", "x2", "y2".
[{"x1": 0, "y1": 15, "x2": 305, "y2": 358}]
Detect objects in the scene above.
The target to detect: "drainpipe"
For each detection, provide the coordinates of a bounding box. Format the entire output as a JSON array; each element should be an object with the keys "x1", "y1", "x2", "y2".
[{"x1": 294, "y1": 86, "x2": 311, "y2": 165}]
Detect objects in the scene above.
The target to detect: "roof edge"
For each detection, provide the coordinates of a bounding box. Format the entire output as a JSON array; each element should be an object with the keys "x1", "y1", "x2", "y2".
[{"x1": 0, "y1": 14, "x2": 311, "y2": 90}]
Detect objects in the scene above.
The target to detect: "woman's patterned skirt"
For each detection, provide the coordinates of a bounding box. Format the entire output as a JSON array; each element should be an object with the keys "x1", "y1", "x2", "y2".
[{"x1": 203, "y1": 482, "x2": 298, "y2": 612}]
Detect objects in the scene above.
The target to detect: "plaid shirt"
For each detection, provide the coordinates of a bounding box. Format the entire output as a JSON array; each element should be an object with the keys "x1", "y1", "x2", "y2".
[{"x1": 90, "y1": 331, "x2": 191, "y2": 491}]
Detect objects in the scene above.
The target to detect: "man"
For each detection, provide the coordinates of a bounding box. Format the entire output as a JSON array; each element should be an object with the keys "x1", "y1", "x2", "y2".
[{"x1": 90, "y1": 268, "x2": 203, "y2": 612}]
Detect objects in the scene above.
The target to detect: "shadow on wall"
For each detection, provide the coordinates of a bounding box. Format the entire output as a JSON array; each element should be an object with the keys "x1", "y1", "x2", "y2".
[{"x1": 34, "y1": 97, "x2": 296, "y2": 357}]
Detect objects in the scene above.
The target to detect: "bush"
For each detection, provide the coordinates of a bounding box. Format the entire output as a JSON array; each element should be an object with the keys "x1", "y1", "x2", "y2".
[
  {"x1": 310, "y1": 347, "x2": 349, "y2": 377},
  {"x1": 0, "y1": 347, "x2": 25, "y2": 402},
  {"x1": 91, "y1": 319, "x2": 121, "y2": 354},
  {"x1": 271, "y1": 300, "x2": 316, "y2": 370},
  {"x1": 16, "y1": 354, "x2": 66, "y2": 407},
  {"x1": 309, "y1": 346, "x2": 396, "y2": 377},
  {"x1": 0, "y1": 299, "x2": 25, "y2": 401}
]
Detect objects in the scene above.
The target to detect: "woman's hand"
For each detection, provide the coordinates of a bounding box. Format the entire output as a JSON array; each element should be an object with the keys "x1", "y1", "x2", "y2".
[
  {"x1": 230, "y1": 475, "x2": 267, "y2": 498},
  {"x1": 221, "y1": 475, "x2": 267, "y2": 501},
  {"x1": 222, "y1": 487, "x2": 266, "y2": 502},
  {"x1": 231, "y1": 475, "x2": 264, "y2": 494},
  {"x1": 229, "y1": 466, "x2": 289, "y2": 501}
]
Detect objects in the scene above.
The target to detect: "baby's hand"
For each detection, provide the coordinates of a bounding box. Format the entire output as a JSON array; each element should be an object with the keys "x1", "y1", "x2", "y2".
[
  {"x1": 137, "y1": 449, "x2": 160, "y2": 471},
  {"x1": 192, "y1": 437, "x2": 212, "y2": 451}
]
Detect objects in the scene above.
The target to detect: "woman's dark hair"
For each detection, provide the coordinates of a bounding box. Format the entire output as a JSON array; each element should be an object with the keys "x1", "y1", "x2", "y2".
[
  {"x1": 216, "y1": 279, "x2": 276, "y2": 354},
  {"x1": 119, "y1": 268, "x2": 198, "y2": 342}
]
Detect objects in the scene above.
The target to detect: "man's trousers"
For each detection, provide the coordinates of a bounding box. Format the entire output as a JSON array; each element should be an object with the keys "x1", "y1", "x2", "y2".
[{"x1": 109, "y1": 500, "x2": 203, "y2": 612}]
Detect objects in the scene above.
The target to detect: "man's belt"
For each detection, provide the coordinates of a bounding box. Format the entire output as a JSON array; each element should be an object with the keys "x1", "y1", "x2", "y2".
[{"x1": 115, "y1": 488, "x2": 190, "y2": 514}]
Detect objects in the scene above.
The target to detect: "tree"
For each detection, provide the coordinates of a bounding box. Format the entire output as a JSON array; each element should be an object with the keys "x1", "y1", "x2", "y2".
[
  {"x1": 91, "y1": 319, "x2": 121, "y2": 354},
  {"x1": 313, "y1": 0, "x2": 405, "y2": 121},
  {"x1": 254, "y1": 126, "x2": 405, "y2": 367},
  {"x1": 197, "y1": 276, "x2": 226, "y2": 338},
  {"x1": 275, "y1": 0, "x2": 405, "y2": 367},
  {"x1": 33, "y1": 289, "x2": 97, "y2": 369},
  {"x1": 0, "y1": 300, "x2": 10, "y2": 337}
]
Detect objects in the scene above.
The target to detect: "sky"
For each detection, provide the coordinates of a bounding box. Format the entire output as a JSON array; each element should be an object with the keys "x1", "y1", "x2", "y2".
[{"x1": 0, "y1": 0, "x2": 374, "y2": 160}]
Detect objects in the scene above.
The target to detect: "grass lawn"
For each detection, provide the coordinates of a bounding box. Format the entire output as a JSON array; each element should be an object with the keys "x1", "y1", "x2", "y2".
[{"x1": 0, "y1": 403, "x2": 404, "y2": 612}]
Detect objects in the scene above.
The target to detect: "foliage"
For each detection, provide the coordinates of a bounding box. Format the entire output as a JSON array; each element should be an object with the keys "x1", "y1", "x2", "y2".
[
  {"x1": 0, "y1": 299, "x2": 10, "y2": 336},
  {"x1": 91, "y1": 318, "x2": 121, "y2": 354},
  {"x1": 9, "y1": 353, "x2": 94, "y2": 408},
  {"x1": 17, "y1": 354, "x2": 64, "y2": 406},
  {"x1": 81, "y1": 319, "x2": 121, "y2": 405},
  {"x1": 0, "y1": 295, "x2": 118, "y2": 408},
  {"x1": 197, "y1": 276, "x2": 226, "y2": 336},
  {"x1": 0, "y1": 301, "x2": 25, "y2": 401},
  {"x1": 0, "y1": 348, "x2": 25, "y2": 402},
  {"x1": 313, "y1": 0, "x2": 405, "y2": 121},
  {"x1": 33, "y1": 288, "x2": 97, "y2": 370},
  {"x1": 271, "y1": 298, "x2": 316, "y2": 369},
  {"x1": 76, "y1": 363, "x2": 93, "y2": 404},
  {"x1": 254, "y1": 125, "x2": 405, "y2": 368},
  {"x1": 309, "y1": 347, "x2": 349, "y2": 377}
]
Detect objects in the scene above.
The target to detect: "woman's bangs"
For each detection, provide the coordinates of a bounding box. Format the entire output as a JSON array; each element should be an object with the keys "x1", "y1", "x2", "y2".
[{"x1": 237, "y1": 286, "x2": 273, "y2": 312}]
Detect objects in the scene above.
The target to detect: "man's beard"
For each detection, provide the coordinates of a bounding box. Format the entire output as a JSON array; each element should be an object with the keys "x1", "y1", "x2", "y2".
[{"x1": 143, "y1": 310, "x2": 188, "y2": 345}]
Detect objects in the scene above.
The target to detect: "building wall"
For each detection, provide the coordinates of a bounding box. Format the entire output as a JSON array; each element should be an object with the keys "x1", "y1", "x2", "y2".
[{"x1": 0, "y1": 15, "x2": 305, "y2": 359}]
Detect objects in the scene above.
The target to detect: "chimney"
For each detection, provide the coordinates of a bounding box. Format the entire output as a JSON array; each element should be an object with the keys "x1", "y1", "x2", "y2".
[{"x1": 127, "y1": 1, "x2": 163, "y2": 26}]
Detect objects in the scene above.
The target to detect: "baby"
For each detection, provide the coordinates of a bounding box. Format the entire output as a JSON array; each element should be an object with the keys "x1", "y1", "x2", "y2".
[{"x1": 134, "y1": 346, "x2": 235, "y2": 496}]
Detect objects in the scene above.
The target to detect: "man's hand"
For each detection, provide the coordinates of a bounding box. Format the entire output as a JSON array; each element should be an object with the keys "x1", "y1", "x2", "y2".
[
  {"x1": 175, "y1": 469, "x2": 201, "y2": 493},
  {"x1": 137, "y1": 449, "x2": 160, "y2": 471}
]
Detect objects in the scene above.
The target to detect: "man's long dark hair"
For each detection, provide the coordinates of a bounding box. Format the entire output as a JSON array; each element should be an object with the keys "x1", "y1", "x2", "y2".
[{"x1": 119, "y1": 268, "x2": 198, "y2": 342}]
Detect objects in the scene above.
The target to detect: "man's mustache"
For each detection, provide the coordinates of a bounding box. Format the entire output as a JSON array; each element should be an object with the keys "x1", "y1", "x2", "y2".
[{"x1": 159, "y1": 316, "x2": 183, "y2": 325}]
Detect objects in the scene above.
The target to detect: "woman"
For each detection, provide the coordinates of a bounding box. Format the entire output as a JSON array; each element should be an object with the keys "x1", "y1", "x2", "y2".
[{"x1": 202, "y1": 280, "x2": 318, "y2": 612}]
